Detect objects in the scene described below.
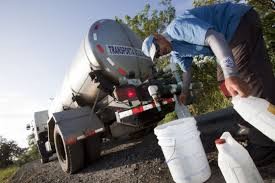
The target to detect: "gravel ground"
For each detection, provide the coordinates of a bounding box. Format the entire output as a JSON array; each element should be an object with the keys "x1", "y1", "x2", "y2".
[{"x1": 8, "y1": 132, "x2": 275, "y2": 183}]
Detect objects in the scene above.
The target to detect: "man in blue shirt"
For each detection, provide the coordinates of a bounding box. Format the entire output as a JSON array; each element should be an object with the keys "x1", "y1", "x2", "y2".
[{"x1": 142, "y1": 2, "x2": 275, "y2": 166}]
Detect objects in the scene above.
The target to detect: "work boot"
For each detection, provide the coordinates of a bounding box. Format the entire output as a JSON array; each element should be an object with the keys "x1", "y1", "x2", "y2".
[{"x1": 246, "y1": 143, "x2": 275, "y2": 167}]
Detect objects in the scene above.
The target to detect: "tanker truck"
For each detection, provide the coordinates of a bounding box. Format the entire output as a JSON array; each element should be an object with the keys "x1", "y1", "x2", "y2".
[{"x1": 27, "y1": 19, "x2": 184, "y2": 174}]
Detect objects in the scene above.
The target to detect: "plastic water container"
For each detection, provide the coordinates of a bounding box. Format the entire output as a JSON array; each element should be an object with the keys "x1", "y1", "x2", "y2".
[
  {"x1": 216, "y1": 132, "x2": 264, "y2": 183},
  {"x1": 232, "y1": 95, "x2": 275, "y2": 142},
  {"x1": 154, "y1": 117, "x2": 211, "y2": 183},
  {"x1": 175, "y1": 100, "x2": 191, "y2": 119}
]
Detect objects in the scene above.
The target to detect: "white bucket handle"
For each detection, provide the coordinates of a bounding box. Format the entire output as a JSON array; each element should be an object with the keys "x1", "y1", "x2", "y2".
[
  {"x1": 158, "y1": 138, "x2": 177, "y2": 164},
  {"x1": 166, "y1": 145, "x2": 176, "y2": 164}
]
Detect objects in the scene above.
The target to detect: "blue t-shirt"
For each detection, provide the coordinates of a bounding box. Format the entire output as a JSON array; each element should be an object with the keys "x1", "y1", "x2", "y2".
[{"x1": 164, "y1": 2, "x2": 251, "y2": 72}]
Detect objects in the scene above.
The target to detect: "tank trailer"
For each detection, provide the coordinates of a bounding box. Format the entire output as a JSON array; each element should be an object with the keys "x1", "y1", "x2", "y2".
[{"x1": 27, "y1": 19, "x2": 183, "y2": 173}]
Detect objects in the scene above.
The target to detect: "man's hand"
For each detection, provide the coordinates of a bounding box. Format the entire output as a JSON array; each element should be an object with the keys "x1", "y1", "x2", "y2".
[
  {"x1": 178, "y1": 91, "x2": 187, "y2": 105},
  {"x1": 224, "y1": 76, "x2": 250, "y2": 97}
]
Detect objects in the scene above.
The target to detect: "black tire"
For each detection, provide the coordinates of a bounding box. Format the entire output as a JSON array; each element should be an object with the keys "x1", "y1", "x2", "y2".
[
  {"x1": 41, "y1": 157, "x2": 49, "y2": 164},
  {"x1": 37, "y1": 132, "x2": 51, "y2": 164},
  {"x1": 54, "y1": 126, "x2": 84, "y2": 174},
  {"x1": 85, "y1": 136, "x2": 101, "y2": 164}
]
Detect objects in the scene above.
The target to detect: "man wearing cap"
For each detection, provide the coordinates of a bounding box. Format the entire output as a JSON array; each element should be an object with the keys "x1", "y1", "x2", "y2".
[{"x1": 142, "y1": 2, "x2": 275, "y2": 166}]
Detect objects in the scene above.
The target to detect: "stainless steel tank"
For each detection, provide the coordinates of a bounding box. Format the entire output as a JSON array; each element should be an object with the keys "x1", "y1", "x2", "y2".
[{"x1": 49, "y1": 19, "x2": 153, "y2": 114}]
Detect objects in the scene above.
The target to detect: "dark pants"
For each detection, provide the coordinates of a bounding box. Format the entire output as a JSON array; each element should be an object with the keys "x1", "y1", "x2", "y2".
[{"x1": 218, "y1": 9, "x2": 275, "y2": 147}]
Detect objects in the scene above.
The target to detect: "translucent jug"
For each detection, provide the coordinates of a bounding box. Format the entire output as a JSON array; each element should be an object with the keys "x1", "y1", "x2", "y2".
[
  {"x1": 232, "y1": 95, "x2": 275, "y2": 142},
  {"x1": 174, "y1": 96, "x2": 191, "y2": 119},
  {"x1": 216, "y1": 132, "x2": 264, "y2": 183}
]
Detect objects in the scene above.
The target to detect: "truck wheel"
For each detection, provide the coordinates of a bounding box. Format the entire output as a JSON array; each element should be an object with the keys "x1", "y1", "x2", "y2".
[
  {"x1": 41, "y1": 157, "x2": 49, "y2": 164},
  {"x1": 37, "y1": 141, "x2": 50, "y2": 164},
  {"x1": 54, "y1": 126, "x2": 84, "y2": 174},
  {"x1": 85, "y1": 136, "x2": 101, "y2": 164},
  {"x1": 37, "y1": 132, "x2": 51, "y2": 164}
]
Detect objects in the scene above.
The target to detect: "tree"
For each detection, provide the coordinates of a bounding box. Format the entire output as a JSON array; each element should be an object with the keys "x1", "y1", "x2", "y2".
[
  {"x1": 0, "y1": 136, "x2": 24, "y2": 168},
  {"x1": 246, "y1": 0, "x2": 275, "y2": 11},
  {"x1": 26, "y1": 133, "x2": 39, "y2": 160},
  {"x1": 246, "y1": 0, "x2": 275, "y2": 71},
  {"x1": 193, "y1": 0, "x2": 240, "y2": 7},
  {"x1": 115, "y1": 0, "x2": 176, "y2": 76},
  {"x1": 16, "y1": 133, "x2": 39, "y2": 166},
  {"x1": 116, "y1": 0, "x2": 175, "y2": 39}
]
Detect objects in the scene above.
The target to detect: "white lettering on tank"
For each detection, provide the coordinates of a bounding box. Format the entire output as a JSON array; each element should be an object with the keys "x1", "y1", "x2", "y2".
[{"x1": 106, "y1": 45, "x2": 149, "y2": 59}]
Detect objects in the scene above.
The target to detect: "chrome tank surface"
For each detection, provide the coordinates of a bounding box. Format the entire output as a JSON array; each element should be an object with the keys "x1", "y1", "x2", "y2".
[{"x1": 49, "y1": 19, "x2": 152, "y2": 114}]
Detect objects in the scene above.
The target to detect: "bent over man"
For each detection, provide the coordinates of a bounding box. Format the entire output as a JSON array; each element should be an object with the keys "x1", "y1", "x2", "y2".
[{"x1": 142, "y1": 2, "x2": 275, "y2": 166}]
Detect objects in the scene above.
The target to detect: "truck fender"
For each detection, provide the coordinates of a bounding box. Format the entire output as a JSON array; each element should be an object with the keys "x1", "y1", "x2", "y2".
[{"x1": 47, "y1": 106, "x2": 104, "y2": 146}]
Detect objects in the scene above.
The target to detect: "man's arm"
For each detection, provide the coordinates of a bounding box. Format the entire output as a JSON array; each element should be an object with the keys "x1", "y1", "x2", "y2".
[
  {"x1": 178, "y1": 67, "x2": 191, "y2": 104},
  {"x1": 205, "y1": 29, "x2": 238, "y2": 78},
  {"x1": 205, "y1": 29, "x2": 250, "y2": 97},
  {"x1": 181, "y1": 67, "x2": 191, "y2": 94}
]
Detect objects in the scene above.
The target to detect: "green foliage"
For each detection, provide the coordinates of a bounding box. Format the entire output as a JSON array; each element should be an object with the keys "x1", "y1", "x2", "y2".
[
  {"x1": 0, "y1": 134, "x2": 39, "y2": 168},
  {"x1": 0, "y1": 166, "x2": 18, "y2": 183},
  {"x1": 155, "y1": 56, "x2": 170, "y2": 70},
  {"x1": 16, "y1": 148, "x2": 39, "y2": 167},
  {"x1": 158, "y1": 111, "x2": 177, "y2": 125},
  {"x1": 193, "y1": 0, "x2": 240, "y2": 7},
  {"x1": 246, "y1": 0, "x2": 275, "y2": 71},
  {"x1": 190, "y1": 57, "x2": 231, "y2": 114},
  {"x1": 16, "y1": 134, "x2": 39, "y2": 166},
  {"x1": 193, "y1": 0, "x2": 223, "y2": 7},
  {"x1": 115, "y1": 0, "x2": 175, "y2": 39},
  {"x1": 0, "y1": 137, "x2": 24, "y2": 168}
]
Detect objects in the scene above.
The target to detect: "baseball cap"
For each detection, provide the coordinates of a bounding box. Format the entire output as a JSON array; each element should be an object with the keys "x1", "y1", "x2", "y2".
[{"x1": 142, "y1": 35, "x2": 158, "y2": 61}]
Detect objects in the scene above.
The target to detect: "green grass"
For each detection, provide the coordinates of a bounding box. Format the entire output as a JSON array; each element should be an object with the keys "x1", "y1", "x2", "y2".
[
  {"x1": 0, "y1": 166, "x2": 19, "y2": 183},
  {"x1": 158, "y1": 111, "x2": 178, "y2": 125}
]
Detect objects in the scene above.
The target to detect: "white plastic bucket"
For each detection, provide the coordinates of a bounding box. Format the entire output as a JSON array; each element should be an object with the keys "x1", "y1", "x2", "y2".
[
  {"x1": 154, "y1": 117, "x2": 211, "y2": 183},
  {"x1": 155, "y1": 117, "x2": 197, "y2": 138}
]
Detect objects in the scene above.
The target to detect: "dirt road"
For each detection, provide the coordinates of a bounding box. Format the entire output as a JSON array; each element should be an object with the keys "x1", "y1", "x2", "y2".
[{"x1": 9, "y1": 132, "x2": 275, "y2": 183}]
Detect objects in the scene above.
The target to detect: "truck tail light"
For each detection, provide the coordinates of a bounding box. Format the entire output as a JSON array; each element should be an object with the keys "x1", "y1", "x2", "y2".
[{"x1": 115, "y1": 86, "x2": 138, "y2": 101}]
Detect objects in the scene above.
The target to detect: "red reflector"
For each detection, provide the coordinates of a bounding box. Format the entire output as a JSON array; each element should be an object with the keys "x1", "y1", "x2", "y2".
[
  {"x1": 96, "y1": 44, "x2": 104, "y2": 53},
  {"x1": 94, "y1": 24, "x2": 100, "y2": 30},
  {"x1": 85, "y1": 130, "x2": 96, "y2": 137},
  {"x1": 127, "y1": 88, "x2": 137, "y2": 98},
  {"x1": 166, "y1": 98, "x2": 174, "y2": 103},
  {"x1": 65, "y1": 136, "x2": 77, "y2": 145},
  {"x1": 118, "y1": 68, "x2": 127, "y2": 76},
  {"x1": 115, "y1": 87, "x2": 137, "y2": 101},
  {"x1": 132, "y1": 106, "x2": 143, "y2": 114}
]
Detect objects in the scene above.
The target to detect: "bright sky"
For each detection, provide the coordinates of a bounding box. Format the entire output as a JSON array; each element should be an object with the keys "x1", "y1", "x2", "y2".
[{"x1": 0, "y1": 0, "x2": 193, "y2": 147}]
